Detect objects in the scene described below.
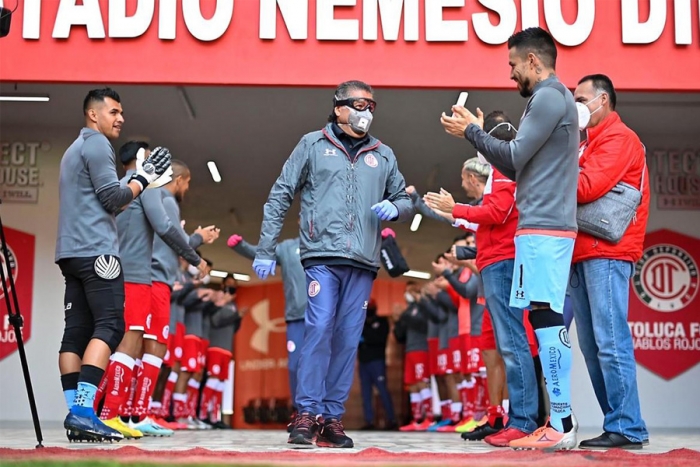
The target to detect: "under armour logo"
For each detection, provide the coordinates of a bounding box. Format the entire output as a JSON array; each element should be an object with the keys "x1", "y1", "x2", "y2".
[
  {"x1": 323, "y1": 148, "x2": 337, "y2": 156},
  {"x1": 515, "y1": 290, "x2": 525, "y2": 299},
  {"x1": 250, "y1": 299, "x2": 286, "y2": 355}
]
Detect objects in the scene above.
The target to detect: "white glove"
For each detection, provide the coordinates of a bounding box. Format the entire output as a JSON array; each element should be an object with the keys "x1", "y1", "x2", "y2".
[{"x1": 128, "y1": 147, "x2": 172, "y2": 191}]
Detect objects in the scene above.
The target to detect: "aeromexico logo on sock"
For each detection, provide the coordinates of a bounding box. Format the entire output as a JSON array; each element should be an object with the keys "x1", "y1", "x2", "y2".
[
  {"x1": 548, "y1": 346, "x2": 562, "y2": 398},
  {"x1": 0, "y1": 227, "x2": 35, "y2": 363},
  {"x1": 111, "y1": 366, "x2": 124, "y2": 396},
  {"x1": 629, "y1": 229, "x2": 700, "y2": 380}
]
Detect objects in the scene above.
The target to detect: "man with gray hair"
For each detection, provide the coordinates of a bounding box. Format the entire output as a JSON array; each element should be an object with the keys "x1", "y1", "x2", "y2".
[{"x1": 253, "y1": 80, "x2": 414, "y2": 448}]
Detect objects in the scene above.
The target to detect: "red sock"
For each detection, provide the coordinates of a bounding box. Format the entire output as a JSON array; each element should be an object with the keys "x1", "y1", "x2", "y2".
[
  {"x1": 409, "y1": 393, "x2": 422, "y2": 422},
  {"x1": 487, "y1": 405, "x2": 505, "y2": 426},
  {"x1": 198, "y1": 379, "x2": 218, "y2": 421},
  {"x1": 440, "y1": 400, "x2": 451, "y2": 421},
  {"x1": 172, "y1": 393, "x2": 188, "y2": 419},
  {"x1": 94, "y1": 360, "x2": 113, "y2": 412},
  {"x1": 474, "y1": 376, "x2": 488, "y2": 418},
  {"x1": 99, "y1": 353, "x2": 135, "y2": 420},
  {"x1": 131, "y1": 354, "x2": 163, "y2": 422},
  {"x1": 186, "y1": 379, "x2": 200, "y2": 418},
  {"x1": 420, "y1": 390, "x2": 433, "y2": 422},
  {"x1": 161, "y1": 371, "x2": 178, "y2": 419},
  {"x1": 211, "y1": 382, "x2": 223, "y2": 423},
  {"x1": 120, "y1": 360, "x2": 141, "y2": 418}
]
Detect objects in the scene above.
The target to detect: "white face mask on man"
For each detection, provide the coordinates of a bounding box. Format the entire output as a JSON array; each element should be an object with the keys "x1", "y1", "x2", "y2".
[
  {"x1": 576, "y1": 93, "x2": 604, "y2": 131},
  {"x1": 404, "y1": 292, "x2": 415, "y2": 303}
]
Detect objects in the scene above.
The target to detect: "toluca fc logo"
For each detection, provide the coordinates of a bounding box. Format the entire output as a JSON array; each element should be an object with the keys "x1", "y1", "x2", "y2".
[
  {"x1": 0, "y1": 245, "x2": 18, "y2": 300},
  {"x1": 633, "y1": 244, "x2": 699, "y2": 312}
]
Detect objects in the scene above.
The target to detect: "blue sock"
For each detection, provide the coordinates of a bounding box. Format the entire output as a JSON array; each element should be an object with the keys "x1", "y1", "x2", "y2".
[
  {"x1": 64, "y1": 389, "x2": 76, "y2": 411},
  {"x1": 71, "y1": 382, "x2": 98, "y2": 415},
  {"x1": 534, "y1": 325, "x2": 572, "y2": 432}
]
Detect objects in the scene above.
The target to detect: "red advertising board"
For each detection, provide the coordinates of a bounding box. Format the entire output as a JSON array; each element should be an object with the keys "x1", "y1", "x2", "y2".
[
  {"x1": 0, "y1": 226, "x2": 35, "y2": 362},
  {"x1": 0, "y1": 1, "x2": 698, "y2": 90},
  {"x1": 629, "y1": 229, "x2": 700, "y2": 380}
]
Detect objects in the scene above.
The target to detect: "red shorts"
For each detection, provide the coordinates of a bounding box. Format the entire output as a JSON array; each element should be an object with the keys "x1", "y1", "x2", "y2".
[
  {"x1": 460, "y1": 333, "x2": 484, "y2": 374},
  {"x1": 479, "y1": 310, "x2": 497, "y2": 351},
  {"x1": 404, "y1": 350, "x2": 429, "y2": 386},
  {"x1": 427, "y1": 338, "x2": 439, "y2": 376},
  {"x1": 206, "y1": 347, "x2": 233, "y2": 380},
  {"x1": 124, "y1": 283, "x2": 152, "y2": 332},
  {"x1": 182, "y1": 335, "x2": 202, "y2": 373},
  {"x1": 448, "y1": 337, "x2": 463, "y2": 374},
  {"x1": 199, "y1": 339, "x2": 210, "y2": 369},
  {"x1": 146, "y1": 282, "x2": 171, "y2": 344},
  {"x1": 164, "y1": 323, "x2": 186, "y2": 367}
]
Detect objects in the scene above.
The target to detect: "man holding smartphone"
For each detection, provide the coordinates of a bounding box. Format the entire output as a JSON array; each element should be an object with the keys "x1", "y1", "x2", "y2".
[{"x1": 440, "y1": 27, "x2": 580, "y2": 451}]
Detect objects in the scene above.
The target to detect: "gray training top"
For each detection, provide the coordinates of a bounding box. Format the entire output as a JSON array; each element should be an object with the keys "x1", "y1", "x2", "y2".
[
  {"x1": 56, "y1": 128, "x2": 121, "y2": 261},
  {"x1": 117, "y1": 173, "x2": 201, "y2": 285},
  {"x1": 150, "y1": 188, "x2": 203, "y2": 287},
  {"x1": 233, "y1": 238, "x2": 306, "y2": 322},
  {"x1": 466, "y1": 76, "x2": 579, "y2": 233}
]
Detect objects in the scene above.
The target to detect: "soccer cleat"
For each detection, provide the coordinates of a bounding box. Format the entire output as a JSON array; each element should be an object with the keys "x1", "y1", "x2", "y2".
[
  {"x1": 153, "y1": 417, "x2": 182, "y2": 430},
  {"x1": 211, "y1": 421, "x2": 232, "y2": 430},
  {"x1": 193, "y1": 418, "x2": 213, "y2": 430},
  {"x1": 130, "y1": 417, "x2": 174, "y2": 437},
  {"x1": 64, "y1": 410, "x2": 124, "y2": 443},
  {"x1": 509, "y1": 424, "x2": 578, "y2": 451},
  {"x1": 101, "y1": 417, "x2": 144, "y2": 439},
  {"x1": 462, "y1": 417, "x2": 504, "y2": 441},
  {"x1": 484, "y1": 427, "x2": 529, "y2": 447},
  {"x1": 426, "y1": 418, "x2": 452, "y2": 432},
  {"x1": 288, "y1": 413, "x2": 319, "y2": 445},
  {"x1": 316, "y1": 418, "x2": 353, "y2": 448}
]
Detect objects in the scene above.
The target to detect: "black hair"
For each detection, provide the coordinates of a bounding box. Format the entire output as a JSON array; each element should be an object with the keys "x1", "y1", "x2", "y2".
[
  {"x1": 484, "y1": 111, "x2": 517, "y2": 142},
  {"x1": 118, "y1": 141, "x2": 149, "y2": 166},
  {"x1": 328, "y1": 80, "x2": 375, "y2": 123},
  {"x1": 453, "y1": 233, "x2": 469, "y2": 243},
  {"x1": 578, "y1": 73, "x2": 617, "y2": 110},
  {"x1": 507, "y1": 27, "x2": 557, "y2": 70},
  {"x1": 83, "y1": 88, "x2": 121, "y2": 115}
]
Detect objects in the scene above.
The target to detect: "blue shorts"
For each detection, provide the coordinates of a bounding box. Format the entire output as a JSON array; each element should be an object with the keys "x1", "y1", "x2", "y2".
[{"x1": 510, "y1": 234, "x2": 574, "y2": 313}]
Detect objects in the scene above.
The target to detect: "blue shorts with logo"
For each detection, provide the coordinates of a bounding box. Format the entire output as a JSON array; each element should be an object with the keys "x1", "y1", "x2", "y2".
[{"x1": 510, "y1": 234, "x2": 575, "y2": 313}]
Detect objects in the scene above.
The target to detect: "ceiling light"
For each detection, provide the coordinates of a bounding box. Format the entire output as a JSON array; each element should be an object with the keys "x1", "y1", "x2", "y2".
[
  {"x1": 233, "y1": 273, "x2": 250, "y2": 282},
  {"x1": 410, "y1": 213, "x2": 423, "y2": 232},
  {"x1": 210, "y1": 270, "x2": 251, "y2": 282},
  {"x1": 207, "y1": 161, "x2": 222, "y2": 183},
  {"x1": 0, "y1": 95, "x2": 50, "y2": 102},
  {"x1": 210, "y1": 270, "x2": 228, "y2": 278},
  {"x1": 403, "y1": 270, "x2": 431, "y2": 280}
]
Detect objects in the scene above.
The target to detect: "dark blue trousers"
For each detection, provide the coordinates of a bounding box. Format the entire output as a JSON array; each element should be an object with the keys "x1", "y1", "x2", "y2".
[
  {"x1": 286, "y1": 319, "x2": 305, "y2": 409},
  {"x1": 295, "y1": 265, "x2": 375, "y2": 419},
  {"x1": 359, "y1": 359, "x2": 396, "y2": 425}
]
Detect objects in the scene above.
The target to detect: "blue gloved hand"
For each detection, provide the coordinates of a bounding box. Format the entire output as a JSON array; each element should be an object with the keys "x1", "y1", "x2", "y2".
[
  {"x1": 253, "y1": 258, "x2": 276, "y2": 280},
  {"x1": 371, "y1": 200, "x2": 398, "y2": 221}
]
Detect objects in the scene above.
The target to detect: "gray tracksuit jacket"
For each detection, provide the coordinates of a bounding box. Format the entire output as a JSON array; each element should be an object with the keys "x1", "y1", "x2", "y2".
[
  {"x1": 232, "y1": 238, "x2": 306, "y2": 322},
  {"x1": 256, "y1": 123, "x2": 414, "y2": 270},
  {"x1": 466, "y1": 76, "x2": 579, "y2": 233}
]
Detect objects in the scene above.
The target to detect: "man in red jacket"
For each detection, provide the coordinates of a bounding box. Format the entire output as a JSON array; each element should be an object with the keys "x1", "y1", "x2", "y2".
[{"x1": 570, "y1": 74, "x2": 649, "y2": 450}]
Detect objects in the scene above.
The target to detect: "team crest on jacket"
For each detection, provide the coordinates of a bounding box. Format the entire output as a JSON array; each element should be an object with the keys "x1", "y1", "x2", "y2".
[
  {"x1": 308, "y1": 280, "x2": 321, "y2": 297},
  {"x1": 364, "y1": 153, "x2": 378, "y2": 168}
]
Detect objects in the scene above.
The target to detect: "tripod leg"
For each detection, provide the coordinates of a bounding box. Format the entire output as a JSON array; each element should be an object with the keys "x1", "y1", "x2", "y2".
[{"x1": 0, "y1": 208, "x2": 44, "y2": 448}]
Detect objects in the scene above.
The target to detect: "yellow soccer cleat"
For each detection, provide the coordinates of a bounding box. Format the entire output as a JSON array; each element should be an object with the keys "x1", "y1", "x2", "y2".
[{"x1": 102, "y1": 417, "x2": 144, "y2": 439}]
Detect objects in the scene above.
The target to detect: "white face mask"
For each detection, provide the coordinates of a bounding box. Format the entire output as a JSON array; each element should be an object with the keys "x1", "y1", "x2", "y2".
[
  {"x1": 576, "y1": 94, "x2": 604, "y2": 131},
  {"x1": 479, "y1": 122, "x2": 517, "y2": 164},
  {"x1": 404, "y1": 292, "x2": 415, "y2": 303}
]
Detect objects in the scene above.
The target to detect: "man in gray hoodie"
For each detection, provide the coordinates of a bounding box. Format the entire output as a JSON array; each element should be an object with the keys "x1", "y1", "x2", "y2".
[{"x1": 441, "y1": 27, "x2": 579, "y2": 451}]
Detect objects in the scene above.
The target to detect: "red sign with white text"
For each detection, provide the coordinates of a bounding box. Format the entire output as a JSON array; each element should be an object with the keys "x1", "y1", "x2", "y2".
[
  {"x1": 629, "y1": 229, "x2": 700, "y2": 380},
  {"x1": 0, "y1": 227, "x2": 35, "y2": 362},
  {"x1": 0, "y1": 1, "x2": 698, "y2": 90}
]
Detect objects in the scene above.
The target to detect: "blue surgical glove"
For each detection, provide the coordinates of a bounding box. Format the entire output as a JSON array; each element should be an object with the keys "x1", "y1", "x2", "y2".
[
  {"x1": 253, "y1": 258, "x2": 276, "y2": 280},
  {"x1": 371, "y1": 200, "x2": 399, "y2": 221}
]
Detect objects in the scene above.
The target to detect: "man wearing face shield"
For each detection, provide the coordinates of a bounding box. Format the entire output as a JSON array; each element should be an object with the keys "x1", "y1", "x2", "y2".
[
  {"x1": 440, "y1": 27, "x2": 580, "y2": 451},
  {"x1": 253, "y1": 80, "x2": 414, "y2": 448},
  {"x1": 570, "y1": 74, "x2": 649, "y2": 450}
]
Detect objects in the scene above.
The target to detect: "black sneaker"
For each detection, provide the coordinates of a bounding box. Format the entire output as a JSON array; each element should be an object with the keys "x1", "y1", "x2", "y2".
[
  {"x1": 286, "y1": 410, "x2": 298, "y2": 433},
  {"x1": 288, "y1": 413, "x2": 318, "y2": 445},
  {"x1": 316, "y1": 418, "x2": 353, "y2": 448},
  {"x1": 462, "y1": 417, "x2": 504, "y2": 441}
]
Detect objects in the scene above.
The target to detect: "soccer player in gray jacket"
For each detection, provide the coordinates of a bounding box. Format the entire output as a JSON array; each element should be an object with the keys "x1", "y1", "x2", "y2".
[
  {"x1": 227, "y1": 233, "x2": 305, "y2": 427},
  {"x1": 441, "y1": 28, "x2": 579, "y2": 450},
  {"x1": 99, "y1": 148, "x2": 208, "y2": 438},
  {"x1": 253, "y1": 80, "x2": 413, "y2": 448},
  {"x1": 56, "y1": 88, "x2": 171, "y2": 442}
]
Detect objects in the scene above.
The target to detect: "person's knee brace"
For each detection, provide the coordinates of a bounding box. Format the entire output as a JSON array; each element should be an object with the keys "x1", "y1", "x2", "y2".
[
  {"x1": 93, "y1": 315, "x2": 125, "y2": 353},
  {"x1": 528, "y1": 308, "x2": 564, "y2": 330}
]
